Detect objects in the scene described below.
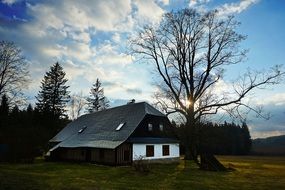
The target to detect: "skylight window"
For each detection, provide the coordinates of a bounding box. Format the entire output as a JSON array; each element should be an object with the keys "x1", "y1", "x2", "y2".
[
  {"x1": 78, "y1": 126, "x2": 87, "y2": 133},
  {"x1": 116, "y1": 122, "x2": 125, "y2": 131}
]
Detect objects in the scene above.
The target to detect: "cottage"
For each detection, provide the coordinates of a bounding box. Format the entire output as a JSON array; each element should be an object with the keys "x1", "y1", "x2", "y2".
[{"x1": 48, "y1": 102, "x2": 180, "y2": 165}]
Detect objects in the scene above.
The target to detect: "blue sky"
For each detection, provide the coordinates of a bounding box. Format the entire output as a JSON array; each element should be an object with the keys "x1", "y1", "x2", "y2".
[{"x1": 0, "y1": 0, "x2": 284, "y2": 138}]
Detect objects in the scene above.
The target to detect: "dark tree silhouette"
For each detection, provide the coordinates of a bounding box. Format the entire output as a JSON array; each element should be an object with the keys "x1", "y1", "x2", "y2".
[
  {"x1": 0, "y1": 94, "x2": 9, "y2": 117},
  {"x1": 26, "y1": 103, "x2": 33, "y2": 114},
  {"x1": 87, "y1": 78, "x2": 109, "y2": 113},
  {"x1": 34, "y1": 62, "x2": 70, "y2": 150},
  {"x1": 0, "y1": 94, "x2": 9, "y2": 131},
  {"x1": 0, "y1": 41, "x2": 29, "y2": 104},
  {"x1": 241, "y1": 122, "x2": 252, "y2": 154},
  {"x1": 131, "y1": 9, "x2": 284, "y2": 170},
  {"x1": 36, "y1": 62, "x2": 70, "y2": 119}
]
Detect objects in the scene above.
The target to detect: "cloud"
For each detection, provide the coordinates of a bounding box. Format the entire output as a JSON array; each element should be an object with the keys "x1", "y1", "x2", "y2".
[
  {"x1": 103, "y1": 81, "x2": 142, "y2": 95},
  {"x1": 251, "y1": 130, "x2": 285, "y2": 139},
  {"x1": 246, "y1": 104, "x2": 285, "y2": 138},
  {"x1": 132, "y1": 0, "x2": 165, "y2": 24},
  {"x1": 254, "y1": 93, "x2": 285, "y2": 106},
  {"x1": 189, "y1": 0, "x2": 210, "y2": 7},
  {"x1": 26, "y1": 0, "x2": 133, "y2": 32},
  {"x1": 158, "y1": 0, "x2": 170, "y2": 6},
  {"x1": 1, "y1": 0, "x2": 19, "y2": 5},
  {"x1": 217, "y1": 0, "x2": 259, "y2": 16}
]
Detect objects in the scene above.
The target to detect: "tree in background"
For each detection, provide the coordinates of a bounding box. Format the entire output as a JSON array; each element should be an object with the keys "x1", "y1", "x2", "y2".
[
  {"x1": 0, "y1": 94, "x2": 9, "y2": 117},
  {"x1": 87, "y1": 78, "x2": 109, "y2": 113},
  {"x1": 131, "y1": 9, "x2": 284, "y2": 170},
  {"x1": 0, "y1": 94, "x2": 9, "y2": 133},
  {"x1": 36, "y1": 62, "x2": 70, "y2": 119},
  {"x1": 0, "y1": 41, "x2": 29, "y2": 105},
  {"x1": 241, "y1": 122, "x2": 252, "y2": 154},
  {"x1": 69, "y1": 92, "x2": 87, "y2": 120},
  {"x1": 35, "y1": 62, "x2": 70, "y2": 143}
]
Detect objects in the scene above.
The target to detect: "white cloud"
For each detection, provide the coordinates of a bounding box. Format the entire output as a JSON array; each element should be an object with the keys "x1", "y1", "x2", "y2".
[
  {"x1": 158, "y1": 0, "x2": 170, "y2": 6},
  {"x1": 133, "y1": 0, "x2": 165, "y2": 24},
  {"x1": 217, "y1": 0, "x2": 259, "y2": 16},
  {"x1": 251, "y1": 130, "x2": 285, "y2": 139},
  {"x1": 112, "y1": 33, "x2": 121, "y2": 44},
  {"x1": 189, "y1": 0, "x2": 210, "y2": 7},
  {"x1": 1, "y1": 0, "x2": 19, "y2": 5},
  {"x1": 253, "y1": 93, "x2": 285, "y2": 106},
  {"x1": 26, "y1": 0, "x2": 133, "y2": 32}
]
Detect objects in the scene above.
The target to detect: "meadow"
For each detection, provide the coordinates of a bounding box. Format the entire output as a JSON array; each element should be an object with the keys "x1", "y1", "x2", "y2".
[{"x1": 0, "y1": 156, "x2": 284, "y2": 190}]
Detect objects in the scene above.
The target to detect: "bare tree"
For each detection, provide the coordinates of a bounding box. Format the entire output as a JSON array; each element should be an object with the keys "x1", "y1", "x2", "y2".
[
  {"x1": 69, "y1": 92, "x2": 87, "y2": 120},
  {"x1": 0, "y1": 41, "x2": 29, "y2": 104},
  {"x1": 131, "y1": 9, "x2": 284, "y2": 170}
]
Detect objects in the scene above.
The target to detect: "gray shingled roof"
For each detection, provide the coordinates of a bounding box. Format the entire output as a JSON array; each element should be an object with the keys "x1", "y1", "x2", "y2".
[{"x1": 49, "y1": 102, "x2": 165, "y2": 150}]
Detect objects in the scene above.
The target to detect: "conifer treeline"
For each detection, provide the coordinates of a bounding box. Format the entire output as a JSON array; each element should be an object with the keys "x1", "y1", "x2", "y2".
[
  {"x1": 0, "y1": 63, "x2": 71, "y2": 162},
  {"x1": 0, "y1": 101, "x2": 69, "y2": 162},
  {"x1": 0, "y1": 62, "x2": 110, "y2": 162},
  {"x1": 175, "y1": 122, "x2": 252, "y2": 155}
]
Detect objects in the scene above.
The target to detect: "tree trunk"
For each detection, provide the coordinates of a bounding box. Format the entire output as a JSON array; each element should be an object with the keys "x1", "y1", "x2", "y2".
[
  {"x1": 184, "y1": 116, "x2": 227, "y2": 171},
  {"x1": 200, "y1": 154, "x2": 227, "y2": 171}
]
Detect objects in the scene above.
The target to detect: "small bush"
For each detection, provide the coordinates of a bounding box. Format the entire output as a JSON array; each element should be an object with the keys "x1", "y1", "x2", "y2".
[{"x1": 133, "y1": 156, "x2": 150, "y2": 173}]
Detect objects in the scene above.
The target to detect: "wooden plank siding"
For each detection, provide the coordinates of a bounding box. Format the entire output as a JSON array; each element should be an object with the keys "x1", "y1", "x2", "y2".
[
  {"x1": 90, "y1": 148, "x2": 116, "y2": 164},
  {"x1": 51, "y1": 147, "x2": 116, "y2": 165},
  {"x1": 53, "y1": 148, "x2": 86, "y2": 161},
  {"x1": 116, "y1": 143, "x2": 132, "y2": 165},
  {"x1": 130, "y1": 115, "x2": 174, "y2": 138}
]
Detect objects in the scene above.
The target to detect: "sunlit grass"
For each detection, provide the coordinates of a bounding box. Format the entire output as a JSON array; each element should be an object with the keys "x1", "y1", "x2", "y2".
[{"x1": 0, "y1": 156, "x2": 285, "y2": 190}]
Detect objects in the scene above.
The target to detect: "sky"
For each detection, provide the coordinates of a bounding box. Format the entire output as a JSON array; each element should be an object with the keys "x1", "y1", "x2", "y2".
[{"x1": 0, "y1": 0, "x2": 284, "y2": 139}]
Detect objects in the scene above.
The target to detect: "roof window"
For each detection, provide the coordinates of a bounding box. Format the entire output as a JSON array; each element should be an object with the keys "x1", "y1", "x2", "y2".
[
  {"x1": 78, "y1": 126, "x2": 87, "y2": 133},
  {"x1": 116, "y1": 122, "x2": 125, "y2": 131}
]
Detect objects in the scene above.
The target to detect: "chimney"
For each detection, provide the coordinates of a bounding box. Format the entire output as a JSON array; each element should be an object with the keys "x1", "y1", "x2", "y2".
[{"x1": 127, "y1": 99, "x2": 135, "y2": 104}]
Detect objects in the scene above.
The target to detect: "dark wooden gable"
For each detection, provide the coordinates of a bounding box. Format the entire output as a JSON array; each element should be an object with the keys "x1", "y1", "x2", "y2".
[{"x1": 130, "y1": 115, "x2": 175, "y2": 138}]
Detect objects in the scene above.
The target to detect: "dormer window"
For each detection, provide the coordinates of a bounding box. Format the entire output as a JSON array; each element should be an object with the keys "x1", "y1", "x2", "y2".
[
  {"x1": 116, "y1": 122, "x2": 125, "y2": 131},
  {"x1": 159, "y1": 124, "x2": 164, "y2": 131},
  {"x1": 148, "y1": 123, "x2": 153, "y2": 131}
]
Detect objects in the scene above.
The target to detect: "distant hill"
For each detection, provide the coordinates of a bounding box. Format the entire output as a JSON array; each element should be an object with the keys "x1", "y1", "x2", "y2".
[{"x1": 252, "y1": 135, "x2": 285, "y2": 155}]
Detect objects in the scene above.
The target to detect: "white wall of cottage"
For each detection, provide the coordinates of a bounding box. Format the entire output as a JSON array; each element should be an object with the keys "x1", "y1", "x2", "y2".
[{"x1": 132, "y1": 143, "x2": 180, "y2": 160}]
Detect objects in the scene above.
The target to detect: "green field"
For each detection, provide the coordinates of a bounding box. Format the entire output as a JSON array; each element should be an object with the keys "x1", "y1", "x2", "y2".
[{"x1": 0, "y1": 156, "x2": 285, "y2": 190}]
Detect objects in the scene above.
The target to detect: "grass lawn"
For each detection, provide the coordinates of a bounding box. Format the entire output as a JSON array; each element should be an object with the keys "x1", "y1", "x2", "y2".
[{"x1": 0, "y1": 156, "x2": 285, "y2": 190}]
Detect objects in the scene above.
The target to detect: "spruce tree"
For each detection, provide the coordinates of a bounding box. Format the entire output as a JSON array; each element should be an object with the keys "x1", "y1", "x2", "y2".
[
  {"x1": 26, "y1": 104, "x2": 33, "y2": 114},
  {"x1": 0, "y1": 94, "x2": 9, "y2": 130},
  {"x1": 87, "y1": 78, "x2": 109, "y2": 113},
  {"x1": 241, "y1": 122, "x2": 252, "y2": 154},
  {"x1": 0, "y1": 94, "x2": 9, "y2": 116},
  {"x1": 35, "y1": 62, "x2": 70, "y2": 119}
]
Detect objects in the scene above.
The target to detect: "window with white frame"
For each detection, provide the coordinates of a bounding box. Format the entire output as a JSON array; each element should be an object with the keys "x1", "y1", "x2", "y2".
[
  {"x1": 159, "y1": 124, "x2": 164, "y2": 131},
  {"x1": 146, "y1": 145, "x2": 154, "y2": 157},
  {"x1": 148, "y1": 123, "x2": 153, "y2": 131},
  {"x1": 162, "y1": 145, "x2": 169, "y2": 156}
]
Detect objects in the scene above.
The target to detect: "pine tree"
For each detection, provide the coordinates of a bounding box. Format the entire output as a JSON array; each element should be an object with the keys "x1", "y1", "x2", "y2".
[
  {"x1": 241, "y1": 122, "x2": 252, "y2": 154},
  {"x1": 35, "y1": 62, "x2": 70, "y2": 119},
  {"x1": 26, "y1": 104, "x2": 33, "y2": 114},
  {"x1": 10, "y1": 105, "x2": 19, "y2": 117},
  {"x1": 0, "y1": 94, "x2": 9, "y2": 116},
  {"x1": 87, "y1": 78, "x2": 109, "y2": 113},
  {"x1": 0, "y1": 94, "x2": 9, "y2": 131}
]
